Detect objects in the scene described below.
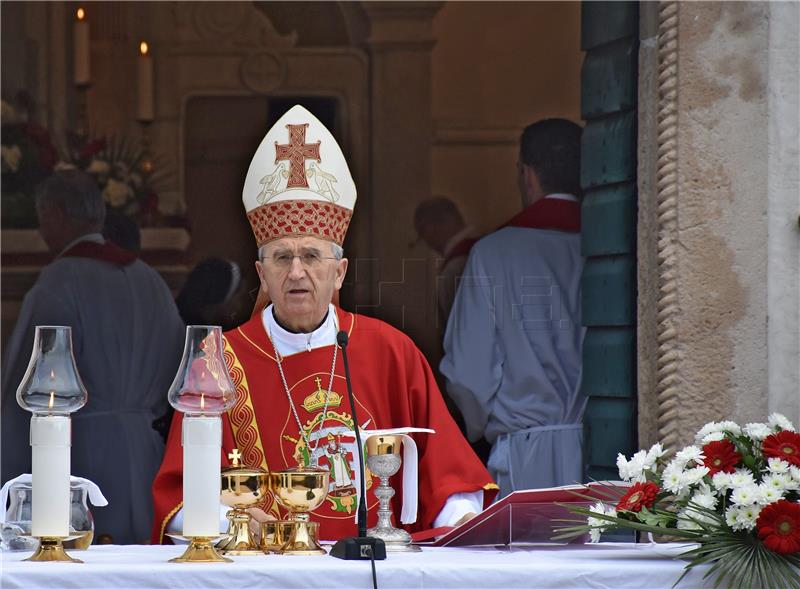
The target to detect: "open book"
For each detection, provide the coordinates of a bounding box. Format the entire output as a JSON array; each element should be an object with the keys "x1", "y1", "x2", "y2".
[{"x1": 414, "y1": 481, "x2": 630, "y2": 547}]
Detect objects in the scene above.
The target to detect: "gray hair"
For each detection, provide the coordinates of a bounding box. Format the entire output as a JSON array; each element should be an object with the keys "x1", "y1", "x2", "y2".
[
  {"x1": 35, "y1": 169, "x2": 106, "y2": 228},
  {"x1": 258, "y1": 241, "x2": 344, "y2": 260}
]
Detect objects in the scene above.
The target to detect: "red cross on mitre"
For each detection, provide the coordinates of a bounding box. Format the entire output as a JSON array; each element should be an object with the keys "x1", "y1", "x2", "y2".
[{"x1": 274, "y1": 123, "x2": 321, "y2": 189}]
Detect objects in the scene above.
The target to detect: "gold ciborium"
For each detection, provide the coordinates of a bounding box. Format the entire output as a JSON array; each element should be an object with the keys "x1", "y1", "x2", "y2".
[
  {"x1": 260, "y1": 520, "x2": 296, "y2": 553},
  {"x1": 215, "y1": 450, "x2": 270, "y2": 555},
  {"x1": 366, "y1": 435, "x2": 418, "y2": 552},
  {"x1": 269, "y1": 468, "x2": 329, "y2": 555}
]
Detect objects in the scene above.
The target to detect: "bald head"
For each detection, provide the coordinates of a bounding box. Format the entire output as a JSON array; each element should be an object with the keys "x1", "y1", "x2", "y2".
[{"x1": 413, "y1": 197, "x2": 466, "y2": 255}]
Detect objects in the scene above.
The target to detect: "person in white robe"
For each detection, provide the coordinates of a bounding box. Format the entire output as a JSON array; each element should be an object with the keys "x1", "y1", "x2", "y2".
[
  {"x1": 441, "y1": 119, "x2": 586, "y2": 498},
  {"x1": 1, "y1": 170, "x2": 185, "y2": 543}
]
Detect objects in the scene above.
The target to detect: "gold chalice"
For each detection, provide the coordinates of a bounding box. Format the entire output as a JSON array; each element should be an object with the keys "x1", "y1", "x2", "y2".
[
  {"x1": 215, "y1": 449, "x2": 270, "y2": 555},
  {"x1": 366, "y1": 435, "x2": 418, "y2": 552},
  {"x1": 269, "y1": 468, "x2": 329, "y2": 555}
]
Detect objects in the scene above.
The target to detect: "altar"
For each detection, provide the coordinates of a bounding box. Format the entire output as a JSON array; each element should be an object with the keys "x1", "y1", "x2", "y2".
[{"x1": 1, "y1": 543, "x2": 712, "y2": 589}]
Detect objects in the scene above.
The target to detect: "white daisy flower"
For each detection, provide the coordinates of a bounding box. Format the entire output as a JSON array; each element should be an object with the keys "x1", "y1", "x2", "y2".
[
  {"x1": 737, "y1": 504, "x2": 763, "y2": 531},
  {"x1": 744, "y1": 422, "x2": 771, "y2": 441},
  {"x1": 718, "y1": 421, "x2": 742, "y2": 436},
  {"x1": 730, "y1": 484, "x2": 761, "y2": 506},
  {"x1": 712, "y1": 472, "x2": 732, "y2": 492},
  {"x1": 758, "y1": 483, "x2": 784, "y2": 505},
  {"x1": 662, "y1": 464, "x2": 688, "y2": 495},
  {"x1": 768, "y1": 413, "x2": 795, "y2": 432},
  {"x1": 701, "y1": 432, "x2": 726, "y2": 445},
  {"x1": 677, "y1": 507, "x2": 702, "y2": 531},
  {"x1": 767, "y1": 457, "x2": 791, "y2": 474},
  {"x1": 683, "y1": 466, "x2": 711, "y2": 487},
  {"x1": 729, "y1": 469, "x2": 756, "y2": 487},
  {"x1": 675, "y1": 445, "x2": 704, "y2": 467},
  {"x1": 587, "y1": 502, "x2": 616, "y2": 543}
]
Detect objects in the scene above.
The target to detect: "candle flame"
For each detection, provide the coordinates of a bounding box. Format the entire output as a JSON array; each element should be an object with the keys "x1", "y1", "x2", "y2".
[
  {"x1": 200, "y1": 393, "x2": 205, "y2": 410},
  {"x1": 50, "y1": 369, "x2": 55, "y2": 380},
  {"x1": 139, "y1": 41, "x2": 149, "y2": 56},
  {"x1": 77, "y1": 8, "x2": 85, "y2": 21},
  {"x1": 49, "y1": 391, "x2": 55, "y2": 410}
]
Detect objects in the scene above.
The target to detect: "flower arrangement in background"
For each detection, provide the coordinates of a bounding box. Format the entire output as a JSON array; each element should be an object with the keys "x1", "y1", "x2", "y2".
[
  {"x1": 556, "y1": 413, "x2": 800, "y2": 589},
  {"x1": 62, "y1": 131, "x2": 163, "y2": 223},
  {"x1": 1, "y1": 98, "x2": 58, "y2": 228},
  {"x1": 1, "y1": 94, "x2": 173, "y2": 229}
]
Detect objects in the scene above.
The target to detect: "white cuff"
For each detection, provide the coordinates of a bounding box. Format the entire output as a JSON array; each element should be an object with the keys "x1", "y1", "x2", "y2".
[
  {"x1": 433, "y1": 490, "x2": 483, "y2": 528},
  {"x1": 165, "y1": 505, "x2": 229, "y2": 542}
]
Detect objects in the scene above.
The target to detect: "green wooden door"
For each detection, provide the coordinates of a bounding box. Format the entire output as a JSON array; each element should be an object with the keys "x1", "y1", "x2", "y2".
[{"x1": 580, "y1": 1, "x2": 639, "y2": 480}]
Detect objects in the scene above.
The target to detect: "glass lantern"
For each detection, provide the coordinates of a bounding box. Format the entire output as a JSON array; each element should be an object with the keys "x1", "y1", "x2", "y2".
[
  {"x1": 16, "y1": 326, "x2": 88, "y2": 415},
  {"x1": 15, "y1": 326, "x2": 88, "y2": 562},
  {"x1": 166, "y1": 326, "x2": 237, "y2": 563}
]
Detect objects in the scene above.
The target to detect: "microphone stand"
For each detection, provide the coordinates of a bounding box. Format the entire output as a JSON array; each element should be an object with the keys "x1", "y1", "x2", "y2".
[{"x1": 329, "y1": 330, "x2": 386, "y2": 561}]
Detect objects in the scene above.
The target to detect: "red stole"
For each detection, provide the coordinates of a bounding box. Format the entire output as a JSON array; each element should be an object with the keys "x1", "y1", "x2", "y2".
[
  {"x1": 441, "y1": 237, "x2": 480, "y2": 268},
  {"x1": 151, "y1": 308, "x2": 497, "y2": 543},
  {"x1": 61, "y1": 240, "x2": 137, "y2": 266},
  {"x1": 502, "y1": 196, "x2": 581, "y2": 233}
]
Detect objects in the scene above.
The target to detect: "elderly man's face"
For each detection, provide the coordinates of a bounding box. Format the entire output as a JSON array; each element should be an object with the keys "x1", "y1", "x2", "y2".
[{"x1": 255, "y1": 236, "x2": 347, "y2": 332}]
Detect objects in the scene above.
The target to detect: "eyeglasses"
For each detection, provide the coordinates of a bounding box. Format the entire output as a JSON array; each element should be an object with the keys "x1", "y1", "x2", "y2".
[{"x1": 263, "y1": 251, "x2": 339, "y2": 270}]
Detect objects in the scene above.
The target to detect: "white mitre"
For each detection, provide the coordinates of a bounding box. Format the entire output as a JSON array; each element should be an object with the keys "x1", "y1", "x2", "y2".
[{"x1": 242, "y1": 105, "x2": 356, "y2": 246}]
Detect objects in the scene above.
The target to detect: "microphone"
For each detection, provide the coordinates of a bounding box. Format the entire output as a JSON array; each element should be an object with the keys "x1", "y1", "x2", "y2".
[{"x1": 329, "y1": 330, "x2": 386, "y2": 561}]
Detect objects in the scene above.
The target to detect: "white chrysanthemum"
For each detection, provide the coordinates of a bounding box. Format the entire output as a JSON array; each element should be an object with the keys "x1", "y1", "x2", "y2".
[
  {"x1": 691, "y1": 491, "x2": 717, "y2": 510},
  {"x1": 646, "y1": 442, "x2": 666, "y2": 465},
  {"x1": 758, "y1": 483, "x2": 784, "y2": 505},
  {"x1": 711, "y1": 472, "x2": 732, "y2": 492},
  {"x1": 768, "y1": 413, "x2": 795, "y2": 431},
  {"x1": 701, "y1": 432, "x2": 726, "y2": 445},
  {"x1": 718, "y1": 421, "x2": 742, "y2": 436},
  {"x1": 762, "y1": 473, "x2": 791, "y2": 492},
  {"x1": 683, "y1": 466, "x2": 710, "y2": 488},
  {"x1": 744, "y1": 422, "x2": 771, "y2": 441},
  {"x1": 730, "y1": 484, "x2": 761, "y2": 506},
  {"x1": 696, "y1": 422, "x2": 723, "y2": 443},
  {"x1": 675, "y1": 445, "x2": 704, "y2": 467},
  {"x1": 729, "y1": 469, "x2": 756, "y2": 487},
  {"x1": 725, "y1": 505, "x2": 761, "y2": 531},
  {"x1": 725, "y1": 506, "x2": 743, "y2": 530},
  {"x1": 789, "y1": 466, "x2": 800, "y2": 484},
  {"x1": 587, "y1": 502, "x2": 616, "y2": 543},
  {"x1": 768, "y1": 457, "x2": 791, "y2": 474},
  {"x1": 617, "y1": 450, "x2": 649, "y2": 482},
  {"x1": 662, "y1": 464, "x2": 687, "y2": 495}
]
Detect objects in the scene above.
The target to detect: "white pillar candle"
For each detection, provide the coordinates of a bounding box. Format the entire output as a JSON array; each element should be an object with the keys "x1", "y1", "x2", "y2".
[
  {"x1": 73, "y1": 8, "x2": 90, "y2": 85},
  {"x1": 182, "y1": 416, "x2": 221, "y2": 537},
  {"x1": 136, "y1": 42, "x2": 154, "y2": 122},
  {"x1": 30, "y1": 415, "x2": 70, "y2": 538}
]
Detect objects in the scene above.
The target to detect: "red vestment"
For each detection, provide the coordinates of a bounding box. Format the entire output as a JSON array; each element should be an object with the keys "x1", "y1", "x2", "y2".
[{"x1": 151, "y1": 308, "x2": 497, "y2": 543}]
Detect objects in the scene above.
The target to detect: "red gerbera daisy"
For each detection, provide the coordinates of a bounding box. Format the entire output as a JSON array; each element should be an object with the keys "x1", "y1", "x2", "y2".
[
  {"x1": 701, "y1": 439, "x2": 742, "y2": 475},
  {"x1": 763, "y1": 431, "x2": 800, "y2": 467},
  {"x1": 757, "y1": 500, "x2": 800, "y2": 554},
  {"x1": 616, "y1": 482, "x2": 660, "y2": 513}
]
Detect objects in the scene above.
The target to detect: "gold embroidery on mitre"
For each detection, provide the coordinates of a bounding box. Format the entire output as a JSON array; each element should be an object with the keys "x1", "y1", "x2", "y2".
[
  {"x1": 223, "y1": 337, "x2": 279, "y2": 517},
  {"x1": 301, "y1": 377, "x2": 342, "y2": 412}
]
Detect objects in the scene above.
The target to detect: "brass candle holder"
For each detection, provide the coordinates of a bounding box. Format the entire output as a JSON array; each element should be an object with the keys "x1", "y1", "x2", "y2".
[
  {"x1": 269, "y1": 468, "x2": 329, "y2": 555},
  {"x1": 216, "y1": 449, "x2": 270, "y2": 555},
  {"x1": 167, "y1": 535, "x2": 232, "y2": 563},
  {"x1": 24, "y1": 536, "x2": 82, "y2": 563}
]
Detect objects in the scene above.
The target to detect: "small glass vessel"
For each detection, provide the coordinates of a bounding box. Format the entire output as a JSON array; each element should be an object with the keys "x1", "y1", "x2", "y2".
[{"x1": 1, "y1": 481, "x2": 94, "y2": 551}]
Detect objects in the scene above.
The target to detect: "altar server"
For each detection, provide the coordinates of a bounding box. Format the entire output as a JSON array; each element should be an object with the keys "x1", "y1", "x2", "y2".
[{"x1": 441, "y1": 119, "x2": 586, "y2": 498}]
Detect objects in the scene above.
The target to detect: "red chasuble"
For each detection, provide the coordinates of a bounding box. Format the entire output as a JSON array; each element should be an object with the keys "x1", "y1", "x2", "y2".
[{"x1": 151, "y1": 308, "x2": 497, "y2": 543}]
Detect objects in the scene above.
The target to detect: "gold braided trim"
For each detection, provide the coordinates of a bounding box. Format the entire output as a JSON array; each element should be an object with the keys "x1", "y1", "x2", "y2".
[
  {"x1": 223, "y1": 336, "x2": 280, "y2": 518},
  {"x1": 483, "y1": 483, "x2": 500, "y2": 491},
  {"x1": 158, "y1": 501, "x2": 183, "y2": 544}
]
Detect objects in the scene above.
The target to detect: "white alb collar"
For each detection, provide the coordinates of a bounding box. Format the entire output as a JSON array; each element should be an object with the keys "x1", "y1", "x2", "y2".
[
  {"x1": 57, "y1": 232, "x2": 105, "y2": 258},
  {"x1": 543, "y1": 193, "x2": 578, "y2": 202},
  {"x1": 442, "y1": 225, "x2": 475, "y2": 259},
  {"x1": 263, "y1": 303, "x2": 338, "y2": 356}
]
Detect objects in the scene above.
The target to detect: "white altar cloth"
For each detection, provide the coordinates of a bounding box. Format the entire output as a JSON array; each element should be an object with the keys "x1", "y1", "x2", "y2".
[{"x1": 1, "y1": 543, "x2": 713, "y2": 589}]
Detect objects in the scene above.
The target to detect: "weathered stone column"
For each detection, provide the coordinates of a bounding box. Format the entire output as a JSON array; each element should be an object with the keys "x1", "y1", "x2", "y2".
[
  {"x1": 638, "y1": 1, "x2": 800, "y2": 448},
  {"x1": 362, "y1": 2, "x2": 444, "y2": 359}
]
